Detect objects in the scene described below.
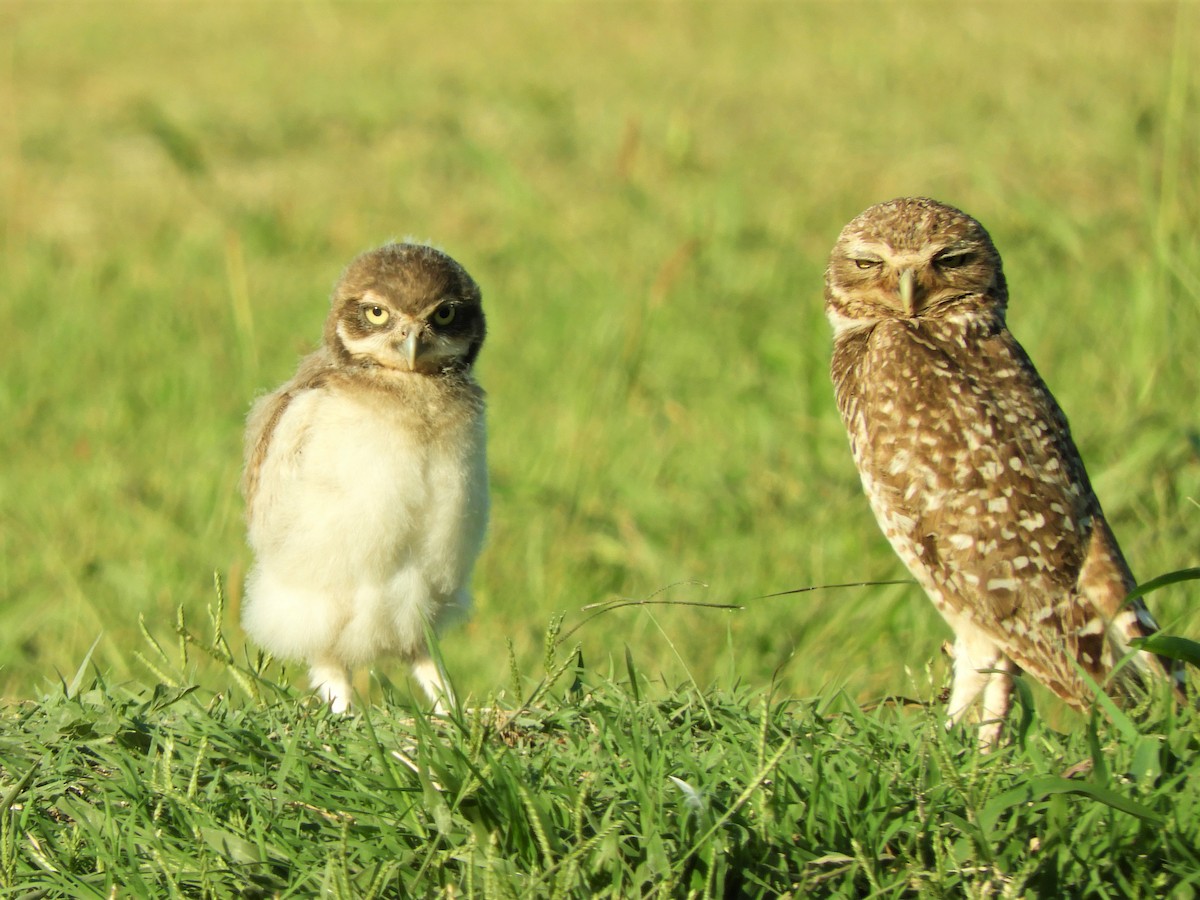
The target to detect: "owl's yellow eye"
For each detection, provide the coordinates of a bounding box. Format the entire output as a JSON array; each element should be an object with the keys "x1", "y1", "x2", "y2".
[
  {"x1": 853, "y1": 258, "x2": 880, "y2": 270},
  {"x1": 431, "y1": 304, "x2": 456, "y2": 326},
  {"x1": 364, "y1": 305, "x2": 390, "y2": 326}
]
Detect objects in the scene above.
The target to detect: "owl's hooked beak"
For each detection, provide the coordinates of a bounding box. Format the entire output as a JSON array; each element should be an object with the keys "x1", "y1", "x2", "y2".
[
  {"x1": 897, "y1": 268, "x2": 916, "y2": 316},
  {"x1": 399, "y1": 327, "x2": 423, "y2": 371}
]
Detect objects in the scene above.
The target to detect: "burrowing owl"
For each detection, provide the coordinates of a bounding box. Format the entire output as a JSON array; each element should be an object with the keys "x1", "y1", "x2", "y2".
[
  {"x1": 241, "y1": 242, "x2": 488, "y2": 713},
  {"x1": 825, "y1": 197, "x2": 1183, "y2": 745}
]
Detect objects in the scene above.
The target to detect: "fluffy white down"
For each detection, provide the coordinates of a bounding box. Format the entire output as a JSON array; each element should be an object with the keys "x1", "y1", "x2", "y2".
[{"x1": 243, "y1": 385, "x2": 488, "y2": 668}]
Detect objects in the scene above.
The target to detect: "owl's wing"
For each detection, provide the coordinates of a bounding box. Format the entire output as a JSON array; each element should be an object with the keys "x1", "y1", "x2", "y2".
[
  {"x1": 241, "y1": 349, "x2": 335, "y2": 518},
  {"x1": 851, "y1": 322, "x2": 1155, "y2": 705}
]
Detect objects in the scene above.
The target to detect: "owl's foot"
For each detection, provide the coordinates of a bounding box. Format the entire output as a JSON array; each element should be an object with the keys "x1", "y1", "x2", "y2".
[
  {"x1": 412, "y1": 656, "x2": 455, "y2": 715},
  {"x1": 310, "y1": 661, "x2": 353, "y2": 713}
]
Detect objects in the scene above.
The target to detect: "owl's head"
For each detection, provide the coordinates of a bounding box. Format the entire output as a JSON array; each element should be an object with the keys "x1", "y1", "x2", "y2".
[
  {"x1": 325, "y1": 242, "x2": 485, "y2": 375},
  {"x1": 824, "y1": 198, "x2": 1007, "y2": 332}
]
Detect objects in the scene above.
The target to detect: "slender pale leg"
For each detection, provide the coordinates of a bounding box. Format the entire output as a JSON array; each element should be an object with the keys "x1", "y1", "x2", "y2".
[
  {"x1": 411, "y1": 654, "x2": 455, "y2": 715},
  {"x1": 945, "y1": 632, "x2": 1016, "y2": 751},
  {"x1": 309, "y1": 659, "x2": 353, "y2": 714}
]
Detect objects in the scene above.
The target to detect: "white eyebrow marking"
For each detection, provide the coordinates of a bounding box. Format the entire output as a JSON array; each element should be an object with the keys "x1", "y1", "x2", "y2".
[
  {"x1": 846, "y1": 240, "x2": 885, "y2": 258},
  {"x1": 361, "y1": 289, "x2": 388, "y2": 306}
]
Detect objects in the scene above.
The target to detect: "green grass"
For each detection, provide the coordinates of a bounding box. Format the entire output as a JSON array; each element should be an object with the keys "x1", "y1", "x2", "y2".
[
  {"x1": 3, "y1": 602, "x2": 1199, "y2": 897},
  {"x1": 2, "y1": 1, "x2": 1199, "y2": 895}
]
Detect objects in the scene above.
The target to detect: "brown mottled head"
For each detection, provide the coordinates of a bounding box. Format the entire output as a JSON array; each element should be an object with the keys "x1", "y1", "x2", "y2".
[
  {"x1": 325, "y1": 243, "x2": 485, "y2": 375},
  {"x1": 824, "y1": 198, "x2": 1007, "y2": 332}
]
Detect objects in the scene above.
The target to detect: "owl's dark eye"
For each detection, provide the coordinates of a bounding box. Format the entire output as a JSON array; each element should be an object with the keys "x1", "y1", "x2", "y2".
[
  {"x1": 853, "y1": 258, "x2": 881, "y2": 271},
  {"x1": 431, "y1": 304, "x2": 457, "y2": 326},
  {"x1": 935, "y1": 250, "x2": 973, "y2": 269},
  {"x1": 364, "y1": 305, "x2": 390, "y2": 326}
]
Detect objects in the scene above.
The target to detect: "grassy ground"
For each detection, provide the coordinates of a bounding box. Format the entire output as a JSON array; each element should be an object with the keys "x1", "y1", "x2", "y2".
[
  {"x1": 1, "y1": 1, "x2": 1199, "y2": 894},
  {"x1": 3, "y1": 606, "x2": 1199, "y2": 897}
]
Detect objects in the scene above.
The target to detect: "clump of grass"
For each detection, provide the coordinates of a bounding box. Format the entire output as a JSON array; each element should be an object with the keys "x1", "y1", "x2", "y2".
[{"x1": 1, "y1": 592, "x2": 1197, "y2": 897}]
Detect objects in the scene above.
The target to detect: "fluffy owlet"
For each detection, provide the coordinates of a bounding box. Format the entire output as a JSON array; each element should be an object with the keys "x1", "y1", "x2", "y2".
[
  {"x1": 825, "y1": 197, "x2": 1184, "y2": 746},
  {"x1": 241, "y1": 242, "x2": 489, "y2": 713}
]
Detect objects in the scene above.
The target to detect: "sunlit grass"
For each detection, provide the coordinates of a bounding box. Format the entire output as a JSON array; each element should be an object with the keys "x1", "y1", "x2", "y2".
[{"x1": 3, "y1": 600, "x2": 1199, "y2": 897}]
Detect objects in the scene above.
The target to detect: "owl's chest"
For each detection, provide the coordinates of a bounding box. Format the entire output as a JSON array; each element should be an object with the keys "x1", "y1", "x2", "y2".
[
  {"x1": 317, "y1": 397, "x2": 465, "y2": 497},
  {"x1": 255, "y1": 381, "x2": 487, "y2": 564},
  {"x1": 833, "y1": 322, "x2": 1012, "y2": 502},
  {"x1": 836, "y1": 323, "x2": 985, "y2": 441}
]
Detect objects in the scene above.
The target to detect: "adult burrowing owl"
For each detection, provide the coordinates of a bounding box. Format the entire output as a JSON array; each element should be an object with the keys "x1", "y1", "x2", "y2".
[
  {"x1": 825, "y1": 197, "x2": 1183, "y2": 745},
  {"x1": 242, "y1": 242, "x2": 488, "y2": 713}
]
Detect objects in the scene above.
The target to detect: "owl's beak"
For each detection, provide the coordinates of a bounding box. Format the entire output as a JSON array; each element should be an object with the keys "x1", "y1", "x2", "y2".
[
  {"x1": 898, "y1": 268, "x2": 916, "y2": 316},
  {"x1": 400, "y1": 329, "x2": 422, "y2": 370}
]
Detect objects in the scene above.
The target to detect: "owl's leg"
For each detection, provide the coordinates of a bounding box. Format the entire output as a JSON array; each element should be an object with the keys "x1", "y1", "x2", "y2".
[
  {"x1": 411, "y1": 654, "x2": 455, "y2": 715},
  {"x1": 976, "y1": 657, "x2": 1019, "y2": 750},
  {"x1": 945, "y1": 631, "x2": 1014, "y2": 751},
  {"x1": 309, "y1": 659, "x2": 353, "y2": 714}
]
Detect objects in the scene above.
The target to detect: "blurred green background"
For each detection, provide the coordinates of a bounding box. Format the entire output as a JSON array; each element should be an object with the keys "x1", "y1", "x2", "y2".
[{"x1": 1, "y1": 1, "x2": 1197, "y2": 707}]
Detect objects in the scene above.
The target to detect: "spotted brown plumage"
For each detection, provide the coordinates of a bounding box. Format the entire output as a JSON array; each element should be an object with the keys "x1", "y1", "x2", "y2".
[{"x1": 825, "y1": 197, "x2": 1184, "y2": 747}]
